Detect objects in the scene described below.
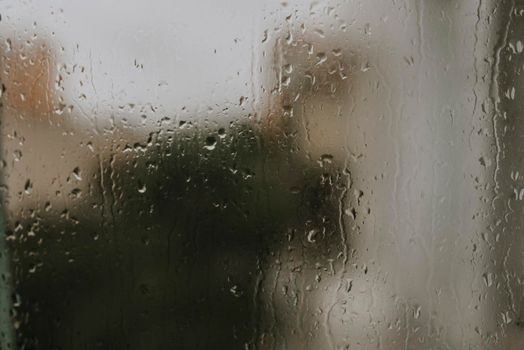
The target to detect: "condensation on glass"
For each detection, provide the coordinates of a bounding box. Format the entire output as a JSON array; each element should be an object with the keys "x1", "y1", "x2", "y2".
[{"x1": 0, "y1": 0, "x2": 524, "y2": 349}]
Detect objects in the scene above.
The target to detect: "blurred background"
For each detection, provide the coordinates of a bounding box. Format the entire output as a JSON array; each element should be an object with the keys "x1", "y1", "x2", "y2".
[{"x1": 1, "y1": 0, "x2": 524, "y2": 349}]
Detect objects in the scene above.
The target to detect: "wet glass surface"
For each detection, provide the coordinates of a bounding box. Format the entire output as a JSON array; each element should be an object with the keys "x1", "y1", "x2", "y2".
[{"x1": 1, "y1": 1, "x2": 524, "y2": 349}]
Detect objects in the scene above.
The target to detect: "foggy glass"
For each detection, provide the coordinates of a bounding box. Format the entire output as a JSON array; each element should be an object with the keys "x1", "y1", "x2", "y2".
[{"x1": 1, "y1": 0, "x2": 524, "y2": 349}]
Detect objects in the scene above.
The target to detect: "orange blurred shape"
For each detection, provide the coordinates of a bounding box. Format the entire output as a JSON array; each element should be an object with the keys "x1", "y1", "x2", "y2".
[{"x1": 1, "y1": 40, "x2": 55, "y2": 116}]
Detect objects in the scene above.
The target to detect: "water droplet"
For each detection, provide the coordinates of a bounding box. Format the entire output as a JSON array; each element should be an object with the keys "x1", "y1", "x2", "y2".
[
  {"x1": 72, "y1": 167, "x2": 82, "y2": 181},
  {"x1": 307, "y1": 229, "x2": 318, "y2": 243},
  {"x1": 204, "y1": 136, "x2": 217, "y2": 150},
  {"x1": 13, "y1": 150, "x2": 22, "y2": 161},
  {"x1": 413, "y1": 305, "x2": 421, "y2": 319},
  {"x1": 137, "y1": 181, "x2": 147, "y2": 194},
  {"x1": 230, "y1": 285, "x2": 243, "y2": 297},
  {"x1": 70, "y1": 188, "x2": 81, "y2": 198},
  {"x1": 24, "y1": 179, "x2": 32, "y2": 195},
  {"x1": 316, "y1": 52, "x2": 327, "y2": 65},
  {"x1": 482, "y1": 272, "x2": 493, "y2": 287}
]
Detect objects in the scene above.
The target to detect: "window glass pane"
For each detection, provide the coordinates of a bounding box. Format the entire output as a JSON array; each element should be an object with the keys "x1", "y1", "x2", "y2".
[{"x1": 1, "y1": 1, "x2": 523, "y2": 349}]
